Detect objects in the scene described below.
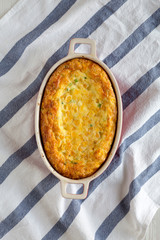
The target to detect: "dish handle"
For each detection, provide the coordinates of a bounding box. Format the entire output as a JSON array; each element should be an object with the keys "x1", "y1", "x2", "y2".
[
  {"x1": 68, "y1": 38, "x2": 96, "y2": 57},
  {"x1": 60, "y1": 180, "x2": 90, "y2": 199}
]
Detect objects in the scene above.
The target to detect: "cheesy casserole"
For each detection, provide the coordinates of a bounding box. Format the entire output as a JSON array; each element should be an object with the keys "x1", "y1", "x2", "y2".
[{"x1": 40, "y1": 58, "x2": 117, "y2": 179}]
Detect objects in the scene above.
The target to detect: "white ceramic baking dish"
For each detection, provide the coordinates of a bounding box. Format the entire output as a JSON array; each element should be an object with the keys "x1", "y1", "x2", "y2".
[{"x1": 35, "y1": 38, "x2": 123, "y2": 199}]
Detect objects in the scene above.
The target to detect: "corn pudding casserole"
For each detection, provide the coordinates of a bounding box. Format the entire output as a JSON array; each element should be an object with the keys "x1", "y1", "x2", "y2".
[{"x1": 40, "y1": 58, "x2": 117, "y2": 179}]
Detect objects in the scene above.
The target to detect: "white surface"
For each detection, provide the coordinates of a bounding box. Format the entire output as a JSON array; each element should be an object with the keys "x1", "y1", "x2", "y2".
[
  {"x1": 145, "y1": 210, "x2": 160, "y2": 240},
  {"x1": 0, "y1": 0, "x2": 159, "y2": 239},
  {"x1": 0, "y1": 0, "x2": 18, "y2": 17}
]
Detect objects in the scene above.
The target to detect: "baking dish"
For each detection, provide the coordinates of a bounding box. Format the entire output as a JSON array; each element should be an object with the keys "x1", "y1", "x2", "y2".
[{"x1": 35, "y1": 38, "x2": 123, "y2": 199}]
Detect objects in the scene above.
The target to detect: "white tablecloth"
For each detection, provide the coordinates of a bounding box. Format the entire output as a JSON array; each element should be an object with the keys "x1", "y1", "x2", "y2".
[{"x1": 0, "y1": 0, "x2": 160, "y2": 239}]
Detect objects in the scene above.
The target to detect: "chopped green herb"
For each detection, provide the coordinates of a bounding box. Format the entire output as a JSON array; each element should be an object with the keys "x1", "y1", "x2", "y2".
[
  {"x1": 98, "y1": 103, "x2": 102, "y2": 108},
  {"x1": 84, "y1": 76, "x2": 87, "y2": 79},
  {"x1": 71, "y1": 161, "x2": 77, "y2": 164},
  {"x1": 67, "y1": 88, "x2": 69, "y2": 91},
  {"x1": 90, "y1": 124, "x2": 93, "y2": 127},
  {"x1": 69, "y1": 83, "x2": 72, "y2": 86},
  {"x1": 70, "y1": 99, "x2": 76, "y2": 103},
  {"x1": 62, "y1": 102, "x2": 64, "y2": 104},
  {"x1": 74, "y1": 79, "x2": 78, "y2": 83}
]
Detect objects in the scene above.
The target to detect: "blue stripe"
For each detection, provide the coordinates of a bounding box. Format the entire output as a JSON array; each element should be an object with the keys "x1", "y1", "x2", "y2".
[
  {"x1": 104, "y1": 8, "x2": 160, "y2": 68},
  {"x1": 0, "y1": 0, "x2": 77, "y2": 77},
  {"x1": 42, "y1": 109, "x2": 160, "y2": 240},
  {"x1": 95, "y1": 155, "x2": 160, "y2": 240},
  {"x1": 1, "y1": 62, "x2": 159, "y2": 184},
  {"x1": 122, "y1": 62, "x2": 160, "y2": 109},
  {"x1": 0, "y1": 0, "x2": 128, "y2": 128},
  {"x1": 0, "y1": 174, "x2": 59, "y2": 239},
  {"x1": 0, "y1": 135, "x2": 37, "y2": 184},
  {"x1": 1, "y1": 111, "x2": 159, "y2": 239}
]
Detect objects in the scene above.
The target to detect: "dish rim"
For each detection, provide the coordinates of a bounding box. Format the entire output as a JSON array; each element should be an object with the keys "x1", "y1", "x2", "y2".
[{"x1": 35, "y1": 38, "x2": 123, "y2": 199}]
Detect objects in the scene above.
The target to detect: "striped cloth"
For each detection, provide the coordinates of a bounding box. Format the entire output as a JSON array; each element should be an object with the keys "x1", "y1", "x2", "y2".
[{"x1": 0, "y1": 0, "x2": 160, "y2": 239}]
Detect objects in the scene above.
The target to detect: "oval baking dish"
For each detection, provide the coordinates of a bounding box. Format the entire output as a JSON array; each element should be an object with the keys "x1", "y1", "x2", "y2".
[{"x1": 35, "y1": 38, "x2": 123, "y2": 199}]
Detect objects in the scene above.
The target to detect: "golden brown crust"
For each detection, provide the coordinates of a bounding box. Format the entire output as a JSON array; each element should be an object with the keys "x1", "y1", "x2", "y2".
[{"x1": 40, "y1": 58, "x2": 117, "y2": 179}]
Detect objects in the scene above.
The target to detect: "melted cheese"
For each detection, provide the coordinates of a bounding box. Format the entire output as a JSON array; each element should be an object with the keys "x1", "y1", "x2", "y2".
[{"x1": 40, "y1": 58, "x2": 117, "y2": 179}]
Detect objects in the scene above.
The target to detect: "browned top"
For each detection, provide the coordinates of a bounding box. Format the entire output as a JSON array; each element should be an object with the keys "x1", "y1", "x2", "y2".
[{"x1": 40, "y1": 58, "x2": 117, "y2": 179}]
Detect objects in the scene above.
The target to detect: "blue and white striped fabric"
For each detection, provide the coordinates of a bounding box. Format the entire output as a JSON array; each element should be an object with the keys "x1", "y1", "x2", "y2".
[{"x1": 0, "y1": 0, "x2": 160, "y2": 239}]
